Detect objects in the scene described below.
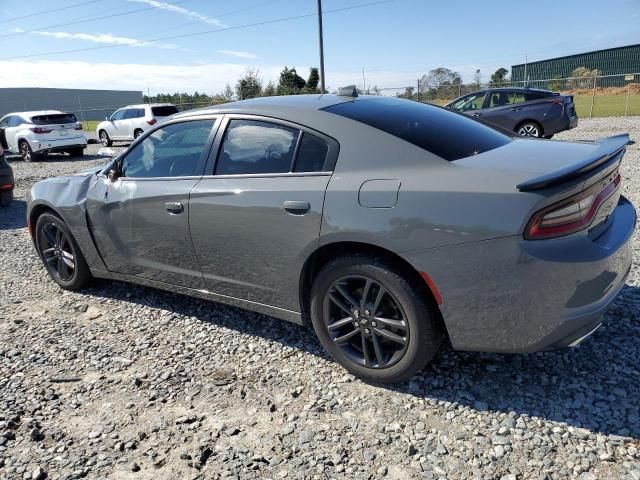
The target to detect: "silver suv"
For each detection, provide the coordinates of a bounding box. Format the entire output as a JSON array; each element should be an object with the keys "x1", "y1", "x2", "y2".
[{"x1": 96, "y1": 103, "x2": 179, "y2": 146}]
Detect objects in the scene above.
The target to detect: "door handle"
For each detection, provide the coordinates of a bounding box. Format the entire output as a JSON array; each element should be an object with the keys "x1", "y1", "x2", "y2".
[
  {"x1": 283, "y1": 200, "x2": 311, "y2": 215},
  {"x1": 164, "y1": 202, "x2": 184, "y2": 214},
  {"x1": 472, "y1": 112, "x2": 481, "y2": 117},
  {"x1": 509, "y1": 108, "x2": 521, "y2": 111}
]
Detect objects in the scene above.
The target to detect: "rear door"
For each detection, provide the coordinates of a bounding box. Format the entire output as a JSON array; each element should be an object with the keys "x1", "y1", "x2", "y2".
[
  {"x1": 121, "y1": 108, "x2": 140, "y2": 139},
  {"x1": 0, "y1": 116, "x2": 11, "y2": 150},
  {"x1": 189, "y1": 115, "x2": 339, "y2": 311},
  {"x1": 86, "y1": 116, "x2": 219, "y2": 288},
  {"x1": 30, "y1": 113, "x2": 79, "y2": 141}
]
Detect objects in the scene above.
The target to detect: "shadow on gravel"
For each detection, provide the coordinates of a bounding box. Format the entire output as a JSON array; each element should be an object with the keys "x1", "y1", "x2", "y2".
[
  {"x1": 84, "y1": 280, "x2": 640, "y2": 439},
  {"x1": 0, "y1": 199, "x2": 27, "y2": 230}
]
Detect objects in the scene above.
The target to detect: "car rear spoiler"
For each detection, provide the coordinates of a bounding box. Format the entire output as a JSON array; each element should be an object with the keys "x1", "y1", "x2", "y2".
[{"x1": 516, "y1": 134, "x2": 630, "y2": 192}]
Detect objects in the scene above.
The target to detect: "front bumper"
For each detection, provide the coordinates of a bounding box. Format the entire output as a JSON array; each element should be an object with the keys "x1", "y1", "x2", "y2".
[
  {"x1": 32, "y1": 135, "x2": 87, "y2": 153},
  {"x1": 402, "y1": 195, "x2": 636, "y2": 353}
]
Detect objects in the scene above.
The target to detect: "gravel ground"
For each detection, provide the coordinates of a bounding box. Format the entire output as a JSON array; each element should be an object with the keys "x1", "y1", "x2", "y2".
[{"x1": 1, "y1": 119, "x2": 639, "y2": 480}]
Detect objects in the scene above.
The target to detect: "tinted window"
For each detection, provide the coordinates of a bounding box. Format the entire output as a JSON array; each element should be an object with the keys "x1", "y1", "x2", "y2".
[
  {"x1": 123, "y1": 109, "x2": 139, "y2": 119},
  {"x1": 31, "y1": 113, "x2": 77, "y2": 125},
  {"x1": 216, "y1": 120, "x2": 299, "y2": 175},
  {"x1": 294, "y1": 132, "x2": 329, "y2": 172},
  {"x1": 151, "y1": 106, "x2": 179, "y2": 117},
  {"x1": 487, "y1": 92, "x2": 516, "y2": 108},
  {"x1": 121, "y1": 120, "x2": 214, "y2": 178},
  {"x1": 137, "y1": 108, "x2": 145, "y2": 118},
  {"x1": 8, "y1": 116, "x2": 22, "y2": 127},
  {"x1": 111, "y1": 110, "x2": 126, "y2": 121},
  {"x1": 324, "y1": 97, "x2": 511, "y2": 161}
]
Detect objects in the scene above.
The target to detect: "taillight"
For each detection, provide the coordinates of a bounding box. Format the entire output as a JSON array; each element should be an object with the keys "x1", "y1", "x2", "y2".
[
  {"x1": 75, "y1": 123, "x2": 83, "y2": 130},
  {"x1": 147, "y1": 119, "x2": 157, "y2": 126},
  {"x1": 30, "y1": 127, "x2": 52, "y2": 134},
  {"x1": 524, "y1": 173, "x2": 621, "y2": 240},
  {"x1": 551, "y1": 98, "x2": 563, "y2": 105},
  {"x1": 0, "y1": 184, "x2": 13, "y2": 190}
]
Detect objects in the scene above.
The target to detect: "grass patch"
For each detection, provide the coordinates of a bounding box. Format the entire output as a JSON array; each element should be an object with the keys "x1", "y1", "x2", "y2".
[
  {"x1": 81, "y1": 120, "x2": 101, "y2": 132},
  {"x1": 573, "y1": 94, "x2": 640, "y2": 117}
]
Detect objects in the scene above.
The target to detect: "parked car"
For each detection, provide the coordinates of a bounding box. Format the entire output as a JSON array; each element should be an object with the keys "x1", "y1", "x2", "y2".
[
  {"x1": 445, "y1": 87, "x2": 578, "y2": 138},
  {"x1": 96, "y1": 103, "x2": 179, "y2": 146},
  {"x1": 0, "y1": 144, "x2": 14, "y2": 206},
  {"x1": 0, "y1": 111, "x2": 86, "y2": 162},
  {"x1": 27, "y1": 94, "x2": 634, "y2": 383}
]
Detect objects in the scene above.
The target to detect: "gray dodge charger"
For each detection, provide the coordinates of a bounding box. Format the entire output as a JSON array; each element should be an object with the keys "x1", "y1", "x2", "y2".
[{"x1": 26, "y1": 93, "x2": 636, "y2": 383}]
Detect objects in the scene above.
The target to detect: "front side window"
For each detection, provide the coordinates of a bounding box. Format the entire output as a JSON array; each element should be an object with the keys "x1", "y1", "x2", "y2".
[
  {"x1": 121, "y1": 120, "x2": 214, "y2": 178},
  {"x1": 111, "y1": 110, "x2": 126, "y2": 121},
  {"x1": 449, "y1": 92, "x2": 486, "y2": 112},
  {"x1": 324, "y1": 97, "x2": 511, "y2": 161},
  {"x1": 8, "y1": 116, "x2": 22, "y2": 127},
  {"x1": 0, "y1": 117, "x2": 9, "y2": 128},
  {"x1": 216, "y1": 120, "x2": 299, "y2": 175}
]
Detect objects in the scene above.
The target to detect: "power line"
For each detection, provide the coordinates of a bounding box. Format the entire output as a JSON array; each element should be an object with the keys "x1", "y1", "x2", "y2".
[
  {"x1": 0, "y1": 0, "x2": 395, "y2": 61},
  {"x1": 1, "y1": 0, "x2": 196, "y2": 39},
  {"x1": 0, "y1": 0, "x2": 103, "y2": 24}
]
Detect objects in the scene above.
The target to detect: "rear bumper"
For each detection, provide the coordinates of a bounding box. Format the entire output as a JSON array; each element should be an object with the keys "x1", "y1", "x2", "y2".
[
  {"x1": 402, "y1": 195, "x2": 636, "y2": 353},
  {"x1": 31, "y1": 135, "x2": 87, "y2": 153}
]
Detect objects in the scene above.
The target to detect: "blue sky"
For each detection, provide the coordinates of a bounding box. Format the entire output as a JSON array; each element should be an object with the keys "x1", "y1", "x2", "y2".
[{"x1": 1, "y1": 0, "x2": 639, "y2": 94}]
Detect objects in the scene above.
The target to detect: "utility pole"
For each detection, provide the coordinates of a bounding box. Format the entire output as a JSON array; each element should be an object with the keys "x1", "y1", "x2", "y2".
[
  {"x1": 317, "y1": 0, "x2": 326, "y2": 93},
  {"x1": 362, "y1": 67, "x2": 366, "y2": 94}
]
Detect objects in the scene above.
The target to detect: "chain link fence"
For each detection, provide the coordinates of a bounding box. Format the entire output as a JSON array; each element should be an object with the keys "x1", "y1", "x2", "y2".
[{"x1": 386, "y1": 72, "x2": 640, "y2": 118}]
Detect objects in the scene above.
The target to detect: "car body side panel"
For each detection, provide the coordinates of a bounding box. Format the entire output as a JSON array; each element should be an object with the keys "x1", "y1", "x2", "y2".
[{"x1": 26, "y1": 173, "x2": 107, "y2": 272}]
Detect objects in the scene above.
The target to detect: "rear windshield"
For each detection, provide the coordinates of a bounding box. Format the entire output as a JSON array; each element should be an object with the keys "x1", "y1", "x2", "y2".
[
  {"x1": 323, "y1": 97, "x2": 510, "y2": 161},
  {"x1": 151, "y1": 106, "x2": 179, "y2": 117},
  {"x1": 31, "y1": 113, "x2": 77, "y2": 125}
]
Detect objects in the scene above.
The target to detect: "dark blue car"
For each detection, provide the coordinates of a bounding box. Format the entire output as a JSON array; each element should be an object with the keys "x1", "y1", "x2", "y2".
[{"x1": 445, "y1": 87, "x2": 578, "y2": 138}]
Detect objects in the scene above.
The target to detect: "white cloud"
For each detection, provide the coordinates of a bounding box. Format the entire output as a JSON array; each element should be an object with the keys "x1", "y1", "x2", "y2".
[
  {"x1": 12, "y1": 28, "x2": 177, "y2": 49},
  {"x1": 128, "y1": 0, "x2": 226, "y2": 27},
  {"x1": 217, "y1": 50, "x2": 257, "y2": 60}
]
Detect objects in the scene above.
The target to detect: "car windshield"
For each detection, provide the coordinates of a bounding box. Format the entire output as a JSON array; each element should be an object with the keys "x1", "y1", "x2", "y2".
[
  {"x1": 151, "y1": 106, "x2": 179, "y2": 117},
  {"x1": 31, "y1": 113, "x2": 77, "y2": 125},
  {"x1": 323, "y1": 97, "x2": 511, "y2": 161}
]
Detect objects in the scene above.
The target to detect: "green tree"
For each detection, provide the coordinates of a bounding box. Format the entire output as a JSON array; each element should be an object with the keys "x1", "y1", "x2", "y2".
[
  {"x1": 489, "y1": 67, "x2": 509, "y2": 87},
  {"x1": 568, "y1": 67, "x2": 600, "y2": 89},
  {"x1": 277, "y1": 66, "x2": 306, "y2": 95},
  {"x1": 420, "y1": 67, "x2": 462, "y2": 100},
  {"x1": 305, "y1": 67, "x2": 320, "y2": 93},
  {"x1": 263, "y1": 81, "x2": 277, "y2": 96},
  {"x1": 547, "y1": 78, "x2": 565, "y2": 92},
  {"x1": 235, "y1": 68, "x2": 263, "y2": 100}
]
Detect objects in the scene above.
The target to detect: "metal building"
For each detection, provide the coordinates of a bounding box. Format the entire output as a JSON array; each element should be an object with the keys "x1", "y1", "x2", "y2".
[
  {"x1": 511, "y1": 44, "x2": 640, "y2": 84},
  {"x1": 0, "y1": 87, "x2": 143, "y2": 121}
]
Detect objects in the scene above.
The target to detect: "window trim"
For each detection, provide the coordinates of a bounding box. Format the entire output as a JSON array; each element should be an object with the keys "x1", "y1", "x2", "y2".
[
  {"x1": 113, "y1": 115, "x2": 221, "y2": 181},
  {"x1": 110, "y1": 109, "x2": 126, "y2": 122},
  {"x1": 204, "y1": 114, "x2": 339, "y2": 177}
]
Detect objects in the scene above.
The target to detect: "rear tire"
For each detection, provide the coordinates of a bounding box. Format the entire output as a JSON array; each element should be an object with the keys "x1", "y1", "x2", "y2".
[
  {"x1": 0, "y1": 189, "x2": 12, "y2": 207},
  {"x1": 19, "y1": 140, "x2": 37, "y2": 162},
  {"x1": 516, "y1": 121, "x2": 543, "y2": 138},
  {"x1": 68, "y1": 147, "x2": 84, "y2": 157},
  {"x1": 99, "y1": 130, "x2": 112, "y2": 147},
  {"x1": 34, "y1": 212, "x2": 92, "y2": 290},
  {"x1": 310, "y1": 255, "x2": 443, "y2": 384}
]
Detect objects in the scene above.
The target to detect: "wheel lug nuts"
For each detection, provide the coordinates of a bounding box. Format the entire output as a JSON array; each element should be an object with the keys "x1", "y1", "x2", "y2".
[
  {"x1": 353, "y1": 309, "x2": 360, "y2": 317},
  {"x1": 371, "y1": 321, "x2": 377, "y2": 327},
  {"x1": 354, "y1": 321, "x2": 359, "y2": 327},
  {"x1": 364, "y1": 328, "x2": 370, "y2": 334},
  {"x1": 364, "y1": 310, "x2": 370, "y2": 316}
]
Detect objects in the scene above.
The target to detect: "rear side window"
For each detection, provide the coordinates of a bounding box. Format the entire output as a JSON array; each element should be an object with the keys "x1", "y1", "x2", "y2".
[
  {"x1": 324, "y1": 97, "x2": 511, "y2": 161},
  {"x1": 151, "y1": 106, "x2": 179, "y2": 117},
  {"x1": 216, "y1": 120, "x2": 298, "y2": 175},
  {"x1": 123, "y1": 109, "x2": 138, "y2": 119},
  {"x1": 294, "y1": 133, "x2": 329, "y2": 172},
  {"x1": 31, "y1": 113, "x2": 77, "y2": 125}
]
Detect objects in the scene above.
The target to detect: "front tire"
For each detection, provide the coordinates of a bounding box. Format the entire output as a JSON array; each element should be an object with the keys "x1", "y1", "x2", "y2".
[
  {"x1": 310, "y1": 255, "x2": 443, "y2": 384},
  {"x1": 0, "y1": 189, "x2": 12, "y2": 207},
  {"x1": 99, "y1": 130, "x2": 112, "y2": 147},
  {"x1": 34, "y1": 212, "x2": 92, "y2": 290}
]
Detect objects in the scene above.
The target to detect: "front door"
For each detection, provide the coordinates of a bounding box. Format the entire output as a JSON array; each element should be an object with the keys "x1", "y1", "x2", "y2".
[
  {"x1": 109, "y1": 109, "x2": 127, "y2": 139},
  {"x1": 86, "y1": 117, "x2": 219, "y2": 288},
  {"x1": 189, "y1": 116, "x2": 338, "y2": 311}
]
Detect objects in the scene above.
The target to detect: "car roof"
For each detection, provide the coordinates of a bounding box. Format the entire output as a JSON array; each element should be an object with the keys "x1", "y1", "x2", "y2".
[
  {"x1": 482, "y1": 87, "x2": 554, "y2": 94},
  {"x1": 173, "y1": 94, "x2": 351, "y2": 119},
  {"x1": 3, "y1": 110, "x2": 66, "y2": 118},
  {"x1": 122, "y1": 103, "x2": 175, "y2": 108}
]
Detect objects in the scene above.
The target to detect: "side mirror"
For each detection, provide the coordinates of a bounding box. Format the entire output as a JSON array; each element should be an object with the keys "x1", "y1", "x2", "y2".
[{"x1": 107, "y1": 169, "x2": 120, "y2": 182}]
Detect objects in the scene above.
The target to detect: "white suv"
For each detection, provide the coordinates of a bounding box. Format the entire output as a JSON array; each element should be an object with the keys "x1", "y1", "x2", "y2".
[
  {"x1": 96, "y1": 103, "x2": 179, "y2": 146},
  {"x1": 0, "y1": 110, "x2": 87, "y2": 162}
]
